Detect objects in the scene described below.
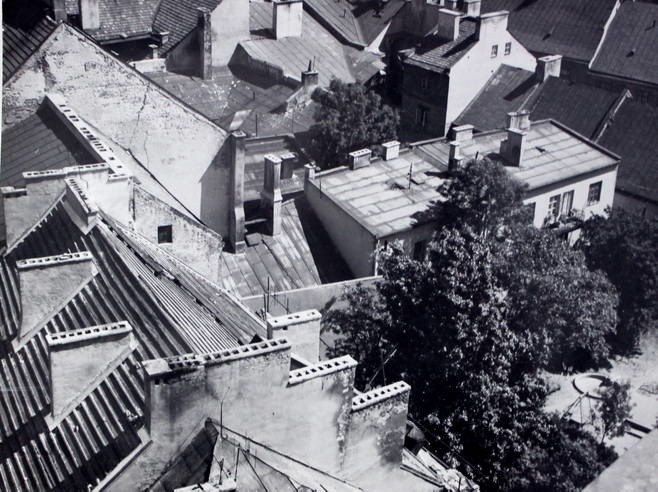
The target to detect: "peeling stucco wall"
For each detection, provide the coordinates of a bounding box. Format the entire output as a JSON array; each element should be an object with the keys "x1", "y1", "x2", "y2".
[{"x1": 2, "y1": 24, "x2": 228, "y2": 230}]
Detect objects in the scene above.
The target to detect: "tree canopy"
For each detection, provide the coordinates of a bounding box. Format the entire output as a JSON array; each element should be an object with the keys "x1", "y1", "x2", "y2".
[{"x1": 310, "y1": 79, "x2": 398, "y2": 168}]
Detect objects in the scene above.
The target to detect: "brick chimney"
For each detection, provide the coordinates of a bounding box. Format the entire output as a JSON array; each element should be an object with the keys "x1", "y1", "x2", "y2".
[
  {"x1": 381, "y1": 141, "x2": 401, "y2": 161},
  {"x1": 47, "y1": 322, "x2": 137, "y2": 422},
  {"x1": 301, "y1": 60, "x2": 319, "y2": 94},
  {"x1": 267, "y1": 309, "x2": 322, "y2": 362},
  {"x1": 273, "y1": 0, "x2": 303, "y2": 39},
  {"x1": 197, "y1": 7, "x2": 212, "y2": 80},
  {"x1": 349, "y1": 149, "x2": 372, "y2": 170},
  {"x1": 52, "y1": 0, "x2": 67, "y2": 22},
  {"x1": 16, "y1": 252, "x2": 98, "y2": 345},
  {"x1": 79, "y1": 0, "x2": 100, "y2": 30},
  {"x1": 463, "y1": 0, "x2": 481, "y2": 18},
  {"x1": 229, "y1": 131, "x2": 246, "y2": 253},
  {"x1": 437, "y1": 8, "x2": 461, "y2": 41},
  {"x1": 535, "y1": 55, "x2": 562, "y2": 82},
  {"x1": 476, "y1": 11, "x2": 509, "y2": 41},
  {"x1": 451, "y1": 124, "x2": 474, "y2": 142},
  {"x1": 500, "y1": 112, "x2": 529, "y2": 167},
  {"x1": 261, "y1": 154, "x2": 282, "y2": 236}
]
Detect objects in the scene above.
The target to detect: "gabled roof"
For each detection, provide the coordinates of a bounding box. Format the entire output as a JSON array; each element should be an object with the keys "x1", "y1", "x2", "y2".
[
  {"x1": 0, "y1": 193, "x2": 266, "y2": 489},
  {"x1": 153, "y1": 0, "x2": 223, "y2": 53},
  {"x1": 404, "y1": 19, "x2": 478, "y2": 72},
  {"x1": 482, "y1": 0, "x2": 617, "y2": 63},
  {"x1": 590, "y1": 1, "x2": 658, "y2": 86},
  {"x1": 598, "y1": 98, "x2": 658, "y2": 204},
  {"x1": 304, "y1": 0, "x2": 406, "y2": 48},
  {"x1": 91, "y1": 0, "x2": 161, "y2": 42},
  {"x1": 2, "y1": 1, "x2": 58, "y2": 82}
]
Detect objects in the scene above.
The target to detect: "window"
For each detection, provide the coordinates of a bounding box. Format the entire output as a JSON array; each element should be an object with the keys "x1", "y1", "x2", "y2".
[
  {"x1": 504, "y1": 42, "x2": 512, "y2": 55},
  {"x1": 416, "y1": 105, "x2": 429, "y2": 128},
  {"x1": 420, "y1": 77, "x2": 430, "y2": 92},
  {"x1": 491, "y1": 44, "x2": 498, "y2": 58},
  {"x1": 548, "y1": 194, "x2": 561, "y2": 218},
  {"x1": 157, "y1": 225, "x2": 173, "y2": 244},
  {"x1": 587, "y1": 181, "x2": 602, "y2": 205},
  {"x1": 561, "y1": 190, "x2": 574, "y2": 216},
  {"x1": 413, "y1": 240, "x2": 427, "y2": 261}
]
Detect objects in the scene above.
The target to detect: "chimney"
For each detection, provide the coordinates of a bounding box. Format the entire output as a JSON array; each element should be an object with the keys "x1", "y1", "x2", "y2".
[
  {"x1": 301, "y1": 60, "x2": 319, "y2": 92},
  {"x1": 506, "y1": 110, "x2": 530, "y2": 131},
  {"x1": 261, "y1": 154, "x2": 283, "y2": 236},
  {"x1": 349, "y1": 148, "x2": 372, "y2": 170},
  {"x1": 280, "y1": 152, "x2": 297, "y2": 179},
  {"x1": 304, "y1": 163, "x2": 317, "y2": 182},
  {"x1": 267, "y1": 309, "x2": 322, "y2": 362},
  {"x1": 463, "y1": 0, "x2": 481, "y2": 18},
  {"x1": 155, "y1": 31, "x2": 170, "y2": 47},
  {"x1": 47, "y1": 322, "x2": 137, "y2": 422},
  {"x1": 448, "y1": 141, "x2": 464, "y2": 171},
  {"x1": 52, "y1": 0, "x2": 67, "y2": 22},
  {"x1": 476, "y1": 11, "x2": 509, "y2": 41},
  {"x1": 500, "y1": 113, "x2": 528, "y2": 167},
  {"x1": 451, "y1": 124, "x2": 474, "y2": 142},
  {"x1": 381, "y1": 140, "x2": 401, "y2": 161},
  {"x1": 229, "y1": 131, "x2": 247, "y2": 253},
  {"x1": 437, "y1": 9, "x2": 461, "y2": 41},
  {"x1": 79, "y1": 0, "x2": 100, "y2": 30},
  {"x1": 535, "y1": 55, "x2": 562, "y2": 82},
  {"x1": 197, "y1": 7, "x2": 212, "y2": 80},
  {"x1": 273, "y1": 0, "x2": 303, "y2": 39},
  {"x1": 16, "y1": 252, "x2": 98, "y2": 345}
]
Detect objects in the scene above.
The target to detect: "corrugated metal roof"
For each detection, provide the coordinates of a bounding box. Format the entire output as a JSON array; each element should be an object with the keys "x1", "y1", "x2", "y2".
[
  {"x1": 482, "y1": 0, "x2": 617, "y2": 63},
  {"x1": 590, "y1": 1, "x2": 658, "y2": 86}
]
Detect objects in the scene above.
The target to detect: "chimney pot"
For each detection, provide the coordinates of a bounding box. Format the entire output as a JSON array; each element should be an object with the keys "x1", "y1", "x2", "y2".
[
  {"x1": 506, "y1": 110, "x2": 530, "y2": 131},
  {"x1": 348, "y1": 148, "x2": 372, "y2": 170},
  {"x1": 500, "y1": 126, "x2": 528, "y2": 167},
  {"x1": 448, "y1": 141, "x2": 464, "y2": 171},
  {"x1": 381, "y1": 140, "x2": 401, "y2": 161},
  {"x1": 273, "y1": 0, "x2": 304, "y2": 39},
  {"x1": 436, "y1": 9, "x2": 461, "y2": 41},
  {"x1": 535, "y1": 54, "x2": 562, "y2": 82},
  {"x1": 304, "y1": 163, "x2": 317, "y2": 182}
]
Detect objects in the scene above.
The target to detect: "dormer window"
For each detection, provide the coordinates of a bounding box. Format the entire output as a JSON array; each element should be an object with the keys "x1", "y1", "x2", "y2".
[
  {"x1": 157, "y1": 225, "x2": 173, "y2": 244},
  {"x1": 504, "y1": 42, "x2": 512, "y2": 55},
  {"x1": 491, "y1": 44, "x2": 498, "y2": 58}
]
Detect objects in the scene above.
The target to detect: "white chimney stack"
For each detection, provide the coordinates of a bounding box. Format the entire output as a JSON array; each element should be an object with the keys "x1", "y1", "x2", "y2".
[
  {"x1": 535, "y1": 55, "x2": 563, "y2": 82},
  {"x1": 437, "y1": 8, "x2": 461, "y2": 41},
  {"x1": 273, "y1": 0, "x2": 303, "y2": 39},
  {"x1": 79, "y1": 0, "x2": 100, "y2": 30}
]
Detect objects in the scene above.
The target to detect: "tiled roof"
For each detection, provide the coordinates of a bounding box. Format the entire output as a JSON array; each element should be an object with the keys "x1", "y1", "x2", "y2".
[
  {"x1": 91, "y1": 0, "x2": 161, "y2": 41},
  {"x1": 417, "y1": 120, "x2": 619, "y2": 192},
  {"x1": 482, "y1": 0, "x2": 617, "y2": 63},
  {"x1": 456, "y1": 66, "x2": 624, "y2": 139},
  {"x1": 598, "y1": 98, "x2": 658, "y2": 204},
  {"x1": 456, "y1": 64, "x2": 540, "y2": 131},
  {"x1": 405, "y1": 19, "x2": 478, "y2": 72},
  {"x1": 590, "y1": 1, "x2": 658, "y2": 86},
  {"x1": 153, "y1": 0, "x2": 222, "y2": 53},
  {"x1": 2, "y1": 3, "x2": 58, "y2": 82},
  {"x1": 0, "y1": 195, "x2": 267, "y2": 488},
  {"x1": 304, "y1": 0, "x2": 407, "y2": 47}
]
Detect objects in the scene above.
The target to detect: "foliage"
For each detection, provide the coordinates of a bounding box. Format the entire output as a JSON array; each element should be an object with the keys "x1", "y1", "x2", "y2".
[
  {"x1": 323, "y1": 283, "x2": 390, "y2": 389},
  {"x1": 310, "y1": 79, "x2": 398, "y2": 168},
  {"x1": 578, "y1": 209, "x2": 658, "y2": 353},
  {"x1": 594, "y1": 380, "x2": 633, "y2": 444}
]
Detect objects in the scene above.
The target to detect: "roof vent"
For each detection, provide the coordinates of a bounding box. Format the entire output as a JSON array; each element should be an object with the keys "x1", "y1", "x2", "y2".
[{"x1": 349, "y1": 148, "x2": 372, "y2": 170}]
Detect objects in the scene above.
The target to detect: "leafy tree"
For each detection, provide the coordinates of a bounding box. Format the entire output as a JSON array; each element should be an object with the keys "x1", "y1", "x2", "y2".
[
  {"x1": 578, "y1": 209, "x2": 658, "y2": 353},
  {"x1": 594, "y1": 380, "x2": 633, "y2": 444},
  {"x1": 310, "y1": 79, "x2": 398, "y2": 168}
]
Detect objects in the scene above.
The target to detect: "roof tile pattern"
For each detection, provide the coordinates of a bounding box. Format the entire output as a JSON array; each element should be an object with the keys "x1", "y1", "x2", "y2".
[
  {"x1": 153, "y1": 0, "x2": 222, "y2": 53},
  {"x1": 2, "y1": 11, "x2": 57, "y2": 82},
  {"x1": 482, "y1": 0, "x2": 617, "y2": 62},
  {"x1": 405, "y1": 20, "x2": 477, "y2": 72},
  {"x1": 590, "y1": 1, "x2": 658, "y2": 85},
  {"x1": 92, "y1": 0, "x2": 161, "y2": 41}
]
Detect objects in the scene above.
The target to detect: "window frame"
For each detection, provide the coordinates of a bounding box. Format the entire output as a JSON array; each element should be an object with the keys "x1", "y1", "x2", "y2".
[
  {"x1": 491, "y1": 44, "x2": 498, "y2": 58},
  {"x1": 157, "y1": 225, "x2": 173, "y2": 244},
  {"x1": 561, "y1": 190, "x2": 574, "y2": 216},
  {"x1": 548, "y1": 194, "x2": 561, "y2": 218},
  {"x1": 504, "y1": 42, "x2": 512, "y2": 55},
  {"x1": 587, "y1": 181, "x2": 602, "y2": 206}
]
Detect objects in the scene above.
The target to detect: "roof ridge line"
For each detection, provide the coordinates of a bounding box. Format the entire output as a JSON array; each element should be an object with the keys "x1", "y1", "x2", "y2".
[{"x1": 592, "y1": 89, "x2": 632, "y2": 143}]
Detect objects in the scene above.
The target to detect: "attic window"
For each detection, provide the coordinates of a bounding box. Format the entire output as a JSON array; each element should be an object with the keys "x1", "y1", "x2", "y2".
[
  {"x1": 491, "y1": 44, "x2": 498, "y2": 58},
  {"x1": 157, "y1": 225, "x2": 173, "y2": 244},
  {"x1": 504, "y1": 42, "x2": 511, "y2": 55}
]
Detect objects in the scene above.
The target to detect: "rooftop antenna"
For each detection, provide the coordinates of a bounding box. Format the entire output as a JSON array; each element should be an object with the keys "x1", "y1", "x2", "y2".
[{"x1": 408, "y1": 160, "x2": 414, "y2": 189}]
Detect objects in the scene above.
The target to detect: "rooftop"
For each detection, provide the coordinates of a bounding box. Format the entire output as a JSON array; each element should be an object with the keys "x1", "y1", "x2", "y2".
[
  {"x1": 482, "y1": 0, "x2": 617, "y2": 63},
  {"x1": 590, "y1": 1, "x2": 658, "y2": 86},
  {"x1": 90, "y1": 0, "x2": 160, "y2": 42},
  {"x1": 417, "y1": 119, "x2": 619, "y2": 192},
  {"x1": 310, "y1": 149, "x2": 446, "y2": 238},
  {"x1": 153, "y1": 0, "x2": 222, "y2": 53},
  {"x1": 303, "y1": 0, "x2": 407, "y2": 48},
  {"x1": 404, "y1": 19, "x2": 478, "y2": 72},
  {"x1": 2, "y1": 1, "x2": 58, "y2": 82}
]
